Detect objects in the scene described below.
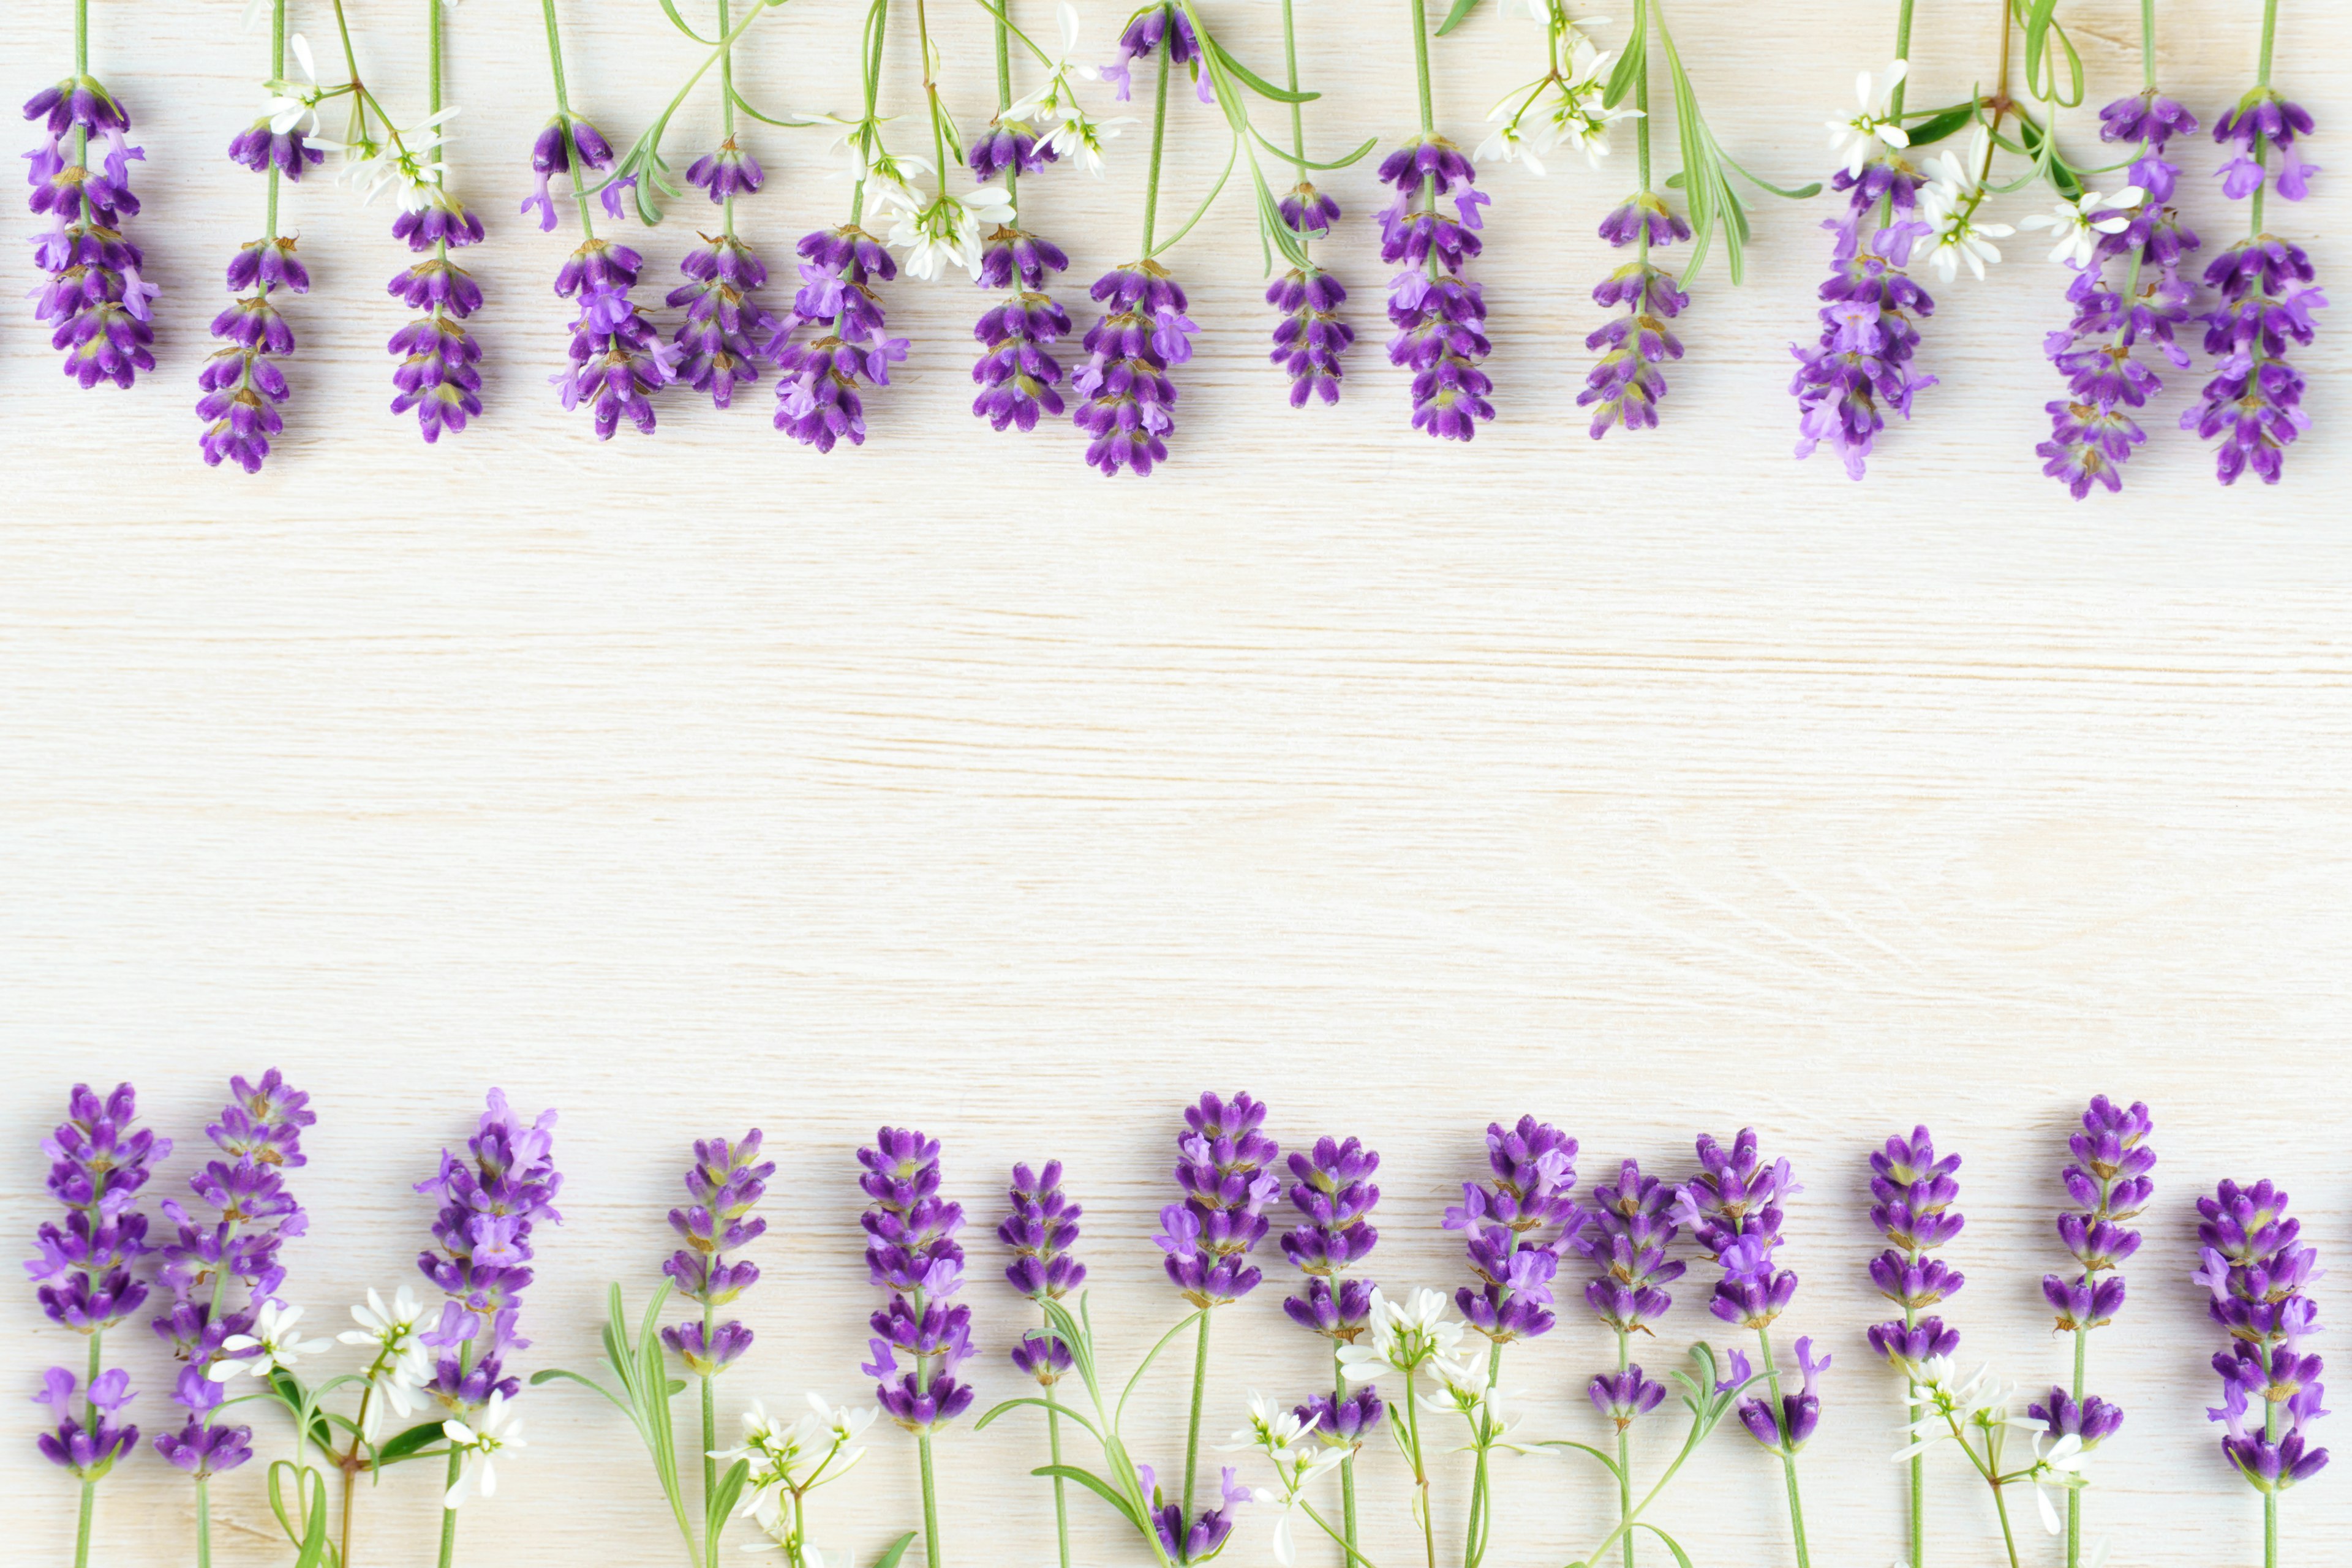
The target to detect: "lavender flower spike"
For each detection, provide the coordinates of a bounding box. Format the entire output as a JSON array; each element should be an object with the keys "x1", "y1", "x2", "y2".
[
  {"x1": 2041, "y1": 1096, "x2": 2151, "y2": 1566},
  {"x1": 661, "y1": 1130, "x2": 771, "y2": 1378},
  {"x1": 1000, "y1": 1159, "x2": 1085, "y2": 1568},
  {"x1": 1573, "y1": 1158, "x2": 1684, "y2": 1562},
  {"x1": 769, "y1": 227, "x2": 907, "y2": 451},
  {"x1": 2195, "y1": 1178, "x2": 2329, "y2": 1555},
  {"x1": 200, "y1": 6, "x2": 304, "y2": 470},
  {"x1": 860, "y1": 1128, "x2": 974, "y2": 1568},
  {"x1": 1582, "y1": 195, "x2": 1689, "y2": 438},
  {"x1": 388, "y1": 191, "x2": 489, "y2": 442},
  {"x1": 972, "y1": 227, "x2": 1073, "y2": 432},
  {"x1": 28, "y1": 1084, "x2": 170, "y2": 1565},
  {"x1": 1864, "y1": 1127, "x2": 1963, "y2": 1568},
  {"x1": 415, "y1": 1091, "x2": 562, "y2": 1414},
  {"x1": 1072, "y1": 262, "x2": 1196, "y2": 475},
  {"x1": 1679, "y1": 1128, "x2": 1818, "y2": 1564},
  {"x1": 151, "y1": 1072, "x2": 314, "y2": 1505},
  {"x1": 24, "y1": 73, "x2": 157, "y2": 386},
  {"x1": 1380, "y1": 138, "x2": 1493, "y2": 439},
  {"x1": 1281, "y1": 1136, "x2": 1383, "y2": 1564}
]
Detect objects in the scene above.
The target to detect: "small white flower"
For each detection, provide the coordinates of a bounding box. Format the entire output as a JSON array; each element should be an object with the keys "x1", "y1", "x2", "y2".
[
  {"x1": 887, "y1": 185, "x2": 1012, "y2": 281},
  {"x1": 2026, "y1": 1433, "x2": 2087, "y2": 1534},
  {"x1": 340, "y1": 107, "x2": 459, "y2": 211},
  {"x1": 210, "y1": 1300, "x2": 333, "y2": 1382},
  {"x1": 258, "y1": 34, "x2": 326, "y2": 135},
  {"x1": 723, "y1": 1395, "x2": 876, "y2": 1529},
  {"x1": 2016, "y1": 187, "x2": 2143, "y2": 269},
  {"x1": 1477, "y1": 39, "x2": 1629, "y2": 175},
  {"x1": 1892, "y1": 1360, "x2": 2008, "y2": 1459},
  {"x1": 339, "y1": 1284, "x2": 426, "y2": 1349},
  {"x1": 1476, "y1": 117, "x2": 1546, "y2": 176},
  {"x1": 1337, "y1": 1288, "x2": 1464, "y2": 1382},
  {"x1": 1913, "y1": 129, "x2": 2014, "y2": 282},
  {"x1": 338, "y1": 1286, "x2": 432, "y2": 1439},
  {"x1": 442, "y1": 1390, "x2": 526, "y2": 1507},
  {"x1": 1826, "y1": 60, "x2": 1910, "y2": 178}
]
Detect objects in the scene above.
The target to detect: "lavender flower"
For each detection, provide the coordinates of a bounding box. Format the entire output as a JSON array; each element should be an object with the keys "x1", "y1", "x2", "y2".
[
  {"x1": 1136, "y1": 1461, "x2": 1252, "y2": 1562},
  {"x1": 1864, "y1": 1127, "x2": 1965, "y2": 1378},
  {"x1": 521, "y1": 113, "x2": 619, "y2": 232},
  {"x1": 197, "y1": 239, "x2": 304, "y2": 472},
  {"x1": 1574, "y1": 1157, "x2": 1684, "y2": 1340},
  {"x1": 669, "y1": 234, "x2": 777, "y2": 410},
  {"x1": 1000, "y1": 1160, "x2": 1085, "y2": 1311},
  {"x1": 1281, "y1": 1136, "x2": 1380, "y2": 1342},
  {"x1": 1294, "y1": 1387, "x2": 1385, "y2": 1449},
  {"x1": 2183, "y1": 234, "x2": 2326, "y2": 485},
  {"x1": 660, "y1": 1131, "x2": 771, "y2": 1374},
  {"x1": 1581, "y1": 194, "x2": 1687, "y2": 437},
  {"x1": 2041, "y1": 1097, "x2": 2151, "y2": 1337},
  {"x1": 1380, "y1": 139, "x2": 1493, "y2": 440},
  {"x1": 769, "y1": 227, "x2": 908, "y2": 451},
  {"x1": 414, "y1": 1091, "x2": 563, "y2": 1415},
  {"x1": 2195, "y1": 1181, "x2": 2329, "y2": 1507},
  {"x1": 1444, "y1": 1116, "x2": 1585, "y2": 1344},
  {"x1": 28, "y1": 1084, "x2": 168, "y2": 1559},
  {"x1": 386, "y1": 192, "x2": 489, "y2": 442},
  {"x1": 1106, "y1": 5, "x2": 1204, "y2": 104},
  {"x1": 969, "y1": 119, "x2": 1055, "y2": 182},
  {"x1": 1790, "y1": 162, "x2": 1936, "y2": 478},
  {"x1": 2213, "y1": 92, "x2": 2321, "y2": 205},
  {"x1": 858, "y1": 1127, "x2": 976, "y2": 1433},
  {"x1": 972, "y1": 227, "x2": 1073, "y2": 432},
  {"x1": 1071, "y1": 263, "x2": 1195, "y2": 476},
  {"x1": 1268, "y1": 184, "x2": 1352, "y2": 408},
  {"x1": 150, "y1": 1072, "x2": 314, "y2": 1479},
  {"x1": 552, "y1": 236, "x2": 676, "y2": 440},
  {"x1": 23, "y1": 76, "x2": 157, "y2": 387},
  {"x1": 687, "y1": 138, "x2": 764, "y2": 203},
  {"x1": 1152, "y1": 1093, "x2": 1280, "y2": 1308},
  {"x1": 2037, "y1": 95, "x2": 2200, "y2": 497}
]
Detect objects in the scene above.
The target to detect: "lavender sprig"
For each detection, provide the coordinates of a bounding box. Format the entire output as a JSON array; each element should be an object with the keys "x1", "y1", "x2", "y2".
[
  {"x1": 1864, "y1": 1127, "x2": 1963, "y2": 1568},
  {"x1": 1386, "y1": 0, "x2": 1494, "y2": 441},
  {"x1": 664, "y1": 0, "x2": 777, "y2": 411},
  {"x1": 669, "y1": 1130, "x2": 772, "y2": 1543},
  {"x1": 1573, "y1": 1158, "x2": 1685, "y2": 1568},
  {"x1": 199, "y1": 2, "x2": 304, "y2": 471},
  {"x1": 417, "y1": 1090, "x2": 562, "y2": 1567},
  {"x1": 24, "y1": 49, "x2": 157, "y2": 389},
  {"x1": 1679, "y1": 1128, "x2": 1819, "y2": 1568},
  {"x1": 1281, "y1": 1137, "x2": 1381, "y2": 1562},
  {"x1": 2194, "y1": 1180, "x2": 2329, "y2": 1566},
  {"x1": 1444, "y1": 1117, "x2": 1586, "y2": 1568},
  {"x1": 859, "y1": 1126, "x2": 975, "y2": 1568},
  {"x1": 1000, "y1": 1161, "x2": 1085, "y2": 1568},
  {"x1": 1264, "y1": 0, "x2": 1352, "y2": 407},
  {"x1": 385, "y1": 0, "x2": 486, "y2": 442},
  {"x1": 2039, "y1": 1096, "x2": 2150, "y2": 1568},
  {"x1": 2184, "y1": 1, "x2": 2325, "y2": 485},
  {"x1": 28, "y1": 1084, "x2": 169, "y2": 1568}
]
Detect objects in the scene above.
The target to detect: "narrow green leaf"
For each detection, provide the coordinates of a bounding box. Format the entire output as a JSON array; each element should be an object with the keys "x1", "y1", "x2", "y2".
[
  {"x1": 1434, "y1": 0, "x2": 1486, "y2": 35},
  {"x1": 292, "y1": 1467, "x2": 333, "y2": 1568},
  {"x1": 706, "y1": 1457, "x2": 751, "y2": 1537},
  {"x1": 1602, "y1": 0, "x2": 1647, "y2": 108},
  {"x1": 1248, "y1": 127, "x2": 1379, "y2": 172},
  {"x1": 530, "y1": 1367, "x2": 634, "y2": 1417},
  {"x1": 975, "y1": 1396, "x2": 1107, "y2": 1441},
  {"x1": 655, "y1": 0, "x2": 719, "y2": 43},
  {"x1": 377, "y1": 1419, "x2": 453, "y2": 1464},
  {"x1": 1903, "y1": 103, "x2": 1978, "y2": 148},
  {"x1": 871, "y1": 1531, "x2": 919, "y2": 1568},
  {"x1": 1634, "y1": 1525, "x2": 1695, "y2": 1568},
  {"x1": 1532, "y1": 1439, "x2": 1623, "y2": 1480},
  {"x1": 1117, "y1": 1308, "x2": 1207, "y2": 1428},
  {"x1": 1206, "y1": 35, "x2": 1317, "y2": 103},
  {"x1": 1033, "y1": 1464, "x2": 1148, "y2": 1536}
]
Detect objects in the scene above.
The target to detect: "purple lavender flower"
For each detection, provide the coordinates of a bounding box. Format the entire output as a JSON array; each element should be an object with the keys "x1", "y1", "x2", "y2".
[
  {"x1": 686, "y1": 138, "x2": 765, "y2": 204},
  {"x1": 858, "y1": 1127, "x2": 976, "y2": 1432},
  {"x1": 2213, "y1": 92, "x2": 2321, "y2": 205},
  {"x1": 1443, "y1": 1117, "x2": 1586, "y2": 1344},
  {"x1": 23, "y1": 76, "x2": 157, "y2": 387},
  {"x1": 1107, "y1": 5, "x2": 1205, "y2": 104},
  {"x1": 1265, "y1": 183, "x2": 1351, "y2": 407},
  {"x1": 1295, "y1": 1387, "x2": 1385, "y2": 1449},
  {"x1": 1574, "y1": 1158, "x2": 1684, "y2": 1339},
  {"x1": 969, "y1": 119, "x2": 1055, "y2": 182},
  {"x1": 658, "y1": 1131, "x2": 771, "y2": 1373},
  {"x1": 197, "y1": 238, "x2": 304, "y2": 473},
  {"x1": 1000, "y1": 1160, "x2": 1085, "y2": 1307},
  {"x1": 1155, "y1": 1093, "x2": 1280, "y2": 1307},
  {"x1": 1679, "y1": 1128, "x2": 1823, "y2": 1467},
  {"x1": 386, "y1": 192, "x2": 489, "y2": 442},
  {"x1": 1734, "y1": 1338, "x2": 1828, "y2": 1450},
  {"x1": 1789, "y1": 159, "x2": 1937, "y2": 478},
  {"x1": 2037, "y1": 96, "x2": 2201, "y2": 497},
  {"x1": 28, "y1": 1084, "x2": 168, "y2": 1510},
  {"x1": 227, "y1": 118, "x2": 325, "y2": 183},
  {"x1": 669, "y1": 235, "x2": 777, "y2": 410},
  {"x1": 522, "y1": 115, "x2": 619, "y2": 233},
  {"x1": 551, "y1": 236, "x2": 677, "y2": 439},
  {"x1": 1583, "y1": 194, "x2": 1687, "y2": 438},
  {"x1": 769, "y1": 227, "x2": 907, "y2": 451},
  {"x1": 1071, "y1": 263, "x2": 1195, "y2": 476},
  {"x1": 2041, "y1": 1097, "x2": 2152, "y2": 1336},
  {"x1": 150, "y1": 1072, "x2": 314, "y2": 1472},
  {"x1": 972, "y1": 227, "x2": 1072, "y2": 432},
  {"x1": 1864, "y1": 1127, "x2": 1965, "y2": 1379},
  {"x1": 2195, "y1": 1180, "x2": 2329, "y2": 1499},
  {"x1": 1379, "y1": 139, "x2": 1492, "y2": 439},
  {"x1": 2182, "y1": 234, "x2": 2326, "y2": 485},
  {"x1": 1281, "y1": 1136, "x2": 1379, "y2": 1342},
  {"x1": 1136, "y1": 1461, "x2": 1251, "y2": 1561},
  {"x1": 414, "y1": 1091, "x2": 563, "y2": 1415}
]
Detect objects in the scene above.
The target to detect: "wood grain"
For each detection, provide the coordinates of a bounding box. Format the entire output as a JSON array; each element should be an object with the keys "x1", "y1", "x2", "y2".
[{"x1": 4, "y1": 1, "x2": 2349, "y2": 1566}]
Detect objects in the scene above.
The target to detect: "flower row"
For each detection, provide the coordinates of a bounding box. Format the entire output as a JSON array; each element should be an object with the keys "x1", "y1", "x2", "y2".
[
  {"x1": 31, "y1": 1079, "x2": 2326, "y2": 1568},
  {"x1": 24, "y1": 0, "x2": 2324, "y2": 489}
]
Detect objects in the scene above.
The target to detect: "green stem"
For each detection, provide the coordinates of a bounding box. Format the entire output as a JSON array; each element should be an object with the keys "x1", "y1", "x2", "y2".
[
  {"x1": 1044, "y1": 1308, "x2": 1072, "y2": 1568},
  {"x1": 1139, "y1": 34, "x2": 1171, "y2": 254},
  {"x1": 2256, "y1": 0, "x2": 2277, "y2": 84},
  {"x1": 914, "y1": 0, "x2": 949, "y2": 205},
  {"x1": 851, "y1": 0, "x2": 888, "y2": 226},
  {"x1": 72, "y1": 1331, "x2": 100, "y2": 1568},
  {"x1": 197, "y1": 1478, "x2": 214, "y2": 1568},
  {"x1": 1279, "y1": 0, "x2": 1306, "y2": 163},
  {"x1": 2065, "y1": 1324, "x2": 2087, "y2": 1568},
  {"x1": 700, "y1": 1299, "x2": 718, "y2": 1548},
  {"x1": 1463, "y1": 1346, "x2": 1502, "y2": 1568},
  {"x1": 437, "y1": 1340, "x2": 481, "y2": 1568},
  {"x1": 717, "y1": 0, "x2": 736, "y2": 236},
  {"x1": 2263, "y1": 1398, "x2": 2280, "y2": 1568},
  {"x1": 1613, "y1": 1332, "x2": 1634, "y2": 1568},
  {"x1": 1632, "y1": 17, "x2": 1651, "y2": 267},
  {"x1": 267, "y1": 0, "x2": 285, "y2": 237},
  {"x1": 1406, "y1": 0, "x2": 1435, "y2": 132},
  {"x1": 1989, "y1": 1479, "x2": 2023, "y2": 1568},
  {"x1": 1401, "y1": 1370, "x2": 1438, "y2": 1568},
  {"x1": 2138, "y1": 0, "x2": 2155, "y2": 89},
  {"x1": 1181, "y1": 1308, "x2": 1212, "y2": 1523},
  {"x1": 2250, "y1": 0, "x2": 2278, "y2": 234},
  {"x1": 1755, "y1": 1327, "x2": 1810, "y2": 1568},
  {"x1": 918, "y1": 1434, "x2": 944, "y2": 1568},
  {"x1": 1335, "y1": 1351, "x2": 1359, "y2": 1567},
  {"x1": 993, "y1": 0, "x2": 1015, "y2": 205},
  {"x1": 537, "y1": 0, "x2": 592, "y2": 238}
]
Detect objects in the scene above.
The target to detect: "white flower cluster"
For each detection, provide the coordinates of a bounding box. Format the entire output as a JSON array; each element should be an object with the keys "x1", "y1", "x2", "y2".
[
  {"x1": 1001, "y1": 3, "x2": 1133, "y2": 178},
  {"x1": 1915, "y1": 127, "x2": 2014, "y2": 283},
  {"x1": 1223, "y1": 1396, "x2": 1346, "y2": 1566},
  {"x1": 712, "y1": 1394, "x2": 876, "y2": 1555},
  {"x1": 1893, "y1": 1357, "x2": 2089, "y2": 1535},
  {"x1": 1477, "y1": 26, "x2": 1636, "y2": 175}
]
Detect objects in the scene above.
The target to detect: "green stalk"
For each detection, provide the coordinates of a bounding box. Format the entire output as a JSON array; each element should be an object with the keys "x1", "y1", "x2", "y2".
[
  {"x1": 1406, "y1": 0, "x2": 1435, "y2": 132},
  {"x1": 73, "y1": 1330, "x2": 100, "y2": 1568},
  {"x1": 701, "y1": 1295, "x2": 719, "y2": 1567},
  {"x1": 2250, "y1": 0, "x2": 2278, "y2": 234},
  {"x1": 267, "y1": 0, "x2": 285, "y2": 237},
  {"x1": 537, "y1": 0, "x2": 593, "y2": 238},
  {"x1": 1181, "y1": 1309, "x2": 1213, "y2": 1522},
  {"x1": 993, "y1": 0, "x2": 1015, "y2": 205},
  {"x1": 2065, "y1": 1325, "x2": 2086, "y2": 1568},
  {"x1": 1401, "y1": 1370, "x2": 1438, "y2": 1568},
  {"x1": 1632, "y1": 26, "x2": 1652, "y2": 269},
  {"x1": 1463, "y1": 1346, "x2": 1502, "y2": 1568},
  {"x1": 2263, "y1": 1396, "x2": 2280, "y2": 1568},
  {"x1": 1615, "y1": 1333, "x2": 1633, "y2": 1568},
  {"x1": 851, "y1": 0, "x2": 888, "y2": 226},
  {"x1": 1882, "y1": 0, "x2": 1917, "y2": 225},
  {"x1": 717, "y1": 0, "x2": 736, "y2": 236},
  {"x1": 1335, "y1": 1351, "x2": 1359, "y2": 1567},
  {"x1": 1139, "y1": 36, "x2": 1171, "y2": 254},
  {"x1": 1046, "y1": 1313, "x2": 1072, "y2": 1568},
  {"x1": 1755, "y1": 1326, "x2": 1811, "y2": 1568},
  {"x1": 72, "y1": 0, "x2": 91, "y2": 229},
  {"x1": 918, "y1": 1434, "x2": 944, "y2": 1568},
  {"x1": 437, "y1": 1340, "x2": 481, "y2": 1568}
]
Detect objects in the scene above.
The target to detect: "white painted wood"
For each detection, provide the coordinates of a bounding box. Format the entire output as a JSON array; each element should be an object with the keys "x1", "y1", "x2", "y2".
[{"x1": 3, "y1": 1, "x2": 2347, "y2": 1566}]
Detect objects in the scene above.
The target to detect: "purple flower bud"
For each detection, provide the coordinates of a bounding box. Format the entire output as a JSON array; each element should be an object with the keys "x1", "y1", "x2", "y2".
[
  {"x1": 999, "y1": 1160, "x2": 1085, "y2": 1301},
  {"x1": 1295, "y1": 1386, "x2": 1385, "y2": 1447},
  {"x1": 1590, "y1": 1365, "x2": 1667, "y2": 1431},
  {"x1": 859, "y1": 1127, "x2": 974, "y2": 1432}
]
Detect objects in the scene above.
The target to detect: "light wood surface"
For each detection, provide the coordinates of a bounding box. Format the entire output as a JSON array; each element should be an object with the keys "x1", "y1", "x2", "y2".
[{"x1": 4, "y1": 1, "x2": 2348, "y2": 1566}]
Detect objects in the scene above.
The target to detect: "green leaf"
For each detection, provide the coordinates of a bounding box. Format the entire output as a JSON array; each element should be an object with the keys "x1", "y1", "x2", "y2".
[
  {"x1": 1248, "y1": 126, "x2": 1379, "y2": 172},
  {"x1": 1033, "y1": 1464, "x2": 1148, "y2": 1536},
  {"x1": 1204, "y1": 34, "x2": 1317, "y2": 103},
  {"x1": 731, "y1": 91, "x2": 812, "y2": 129},
  {"x1": 974, "y1": 1396, "x2": 1107, "y2": 1442},
  {"x1": 870, "y1": 1531, "x2": 919, "y2": 1568},
  {"x1": 376, "y1": 1419, "x2": 452, "y2": 1464},
  {"x1": 1434, "y1": 0, "x2": 1487, "y2": 34},
  {"x1": 530, "y1": 1367, "x2": 634, "y2": 1417},
  {"x1": 1116, "y1": 1308, "x2": 1207, "y2": 1428},
  {"x1": 1634, "y1": 1524, "x2": 1695, "y2": 1568},
  {"x1": 655, "y1": 0, "x2": 719, "y2": 43},
  {"x1": 706, "y1": 1457, "x2": 751, "y2": 1538},
  {"x1": 1602, "y1": 0, "x2": 1647, "y2": 109},
  {"x1": 1903, "y1": 103, "x2": 1979, "y2": 148},
  {"x1": 1532, "y1": 1439, "x2": 1623, "y2": 1480}
]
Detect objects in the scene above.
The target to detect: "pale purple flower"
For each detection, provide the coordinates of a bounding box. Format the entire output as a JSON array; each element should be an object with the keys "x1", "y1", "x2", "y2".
[
  {"x1": 1155, "y1": 1093, "x2": 1280, "y2": 1306},
  {"x1": 415, "y1": 1091, "x2": 563, "y2": 1414},
  {"x1": 2196, "y1": 1180, "x2": 2329, "y2": 1496},
  {"x1": 972, "y1": 228, "x2": 1072, "y2": 432},
  {"x1": 1072, "y1": 263, "x2": 1193, "y2": 476},
  {"x1": 769, "y1": 227, "x2": 905, "y2": 451},
  {"x1": 387, "y1": 192, "x2": 489, "y2": 442},
  {"x1": 859, "y1": 1128, "x2": 976, "y2": 1431},
  {"x1": 1445, "y1": 1117, "x2": 1586, "y2": 1344},
  {"x1": 23, "y1": 75, "x2": 156, "y2": 387},
  {"x1": 1380, "y1": 138, "x2": 1492, "y2": 439}
]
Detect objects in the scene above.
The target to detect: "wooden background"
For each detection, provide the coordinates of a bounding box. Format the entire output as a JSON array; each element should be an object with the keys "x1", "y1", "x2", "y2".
[{"x1": 4, "y1": 0, "x2": 2348, "y2": 1565}]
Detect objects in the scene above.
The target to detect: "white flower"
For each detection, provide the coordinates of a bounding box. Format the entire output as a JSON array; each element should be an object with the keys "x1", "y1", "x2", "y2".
[
  {"x1": 2026, "y1": 1433, "x2": 2087, "y2": 1534},
  {"x1": 1336, "y1": 1288, "x2": 1464, "y2": 1382},
  {"x1": 1003, "y1": 5, "x2": 1128, "y2": 178},
  {"x1": 1826, "y1": 60, "x2": 1909, "y2": 178},
  {"x1": 1476, "y1": 117, "x2": 1547, "y2": 176},
  {"x1": 1224, "y1": 1393, "x2": 1345, "y2": 1567},
  {"x1": 210, "y1": 1300, "x2": 333, "y2": 1382},
  {"x1": 2016, "y1": 187, "x2": 2143, "y2": 268},
  {"x1": 1892, "y1": 1361, "x2": 2008, "y2": 1459},
  {"x1": 258, "y1": 34, "x2": 326, "y2": 135},
  {"x1": 1913, "y1": 129, "x2": 2014, "y2": 282},
  {"x1": 722, "y1": 1395, "x2": 875, "y2": 1529},
  {"x1": 1477, "y1": 39, "x2": 1630, "y2": 175},
  {"x1": 339, "y1": 108, "x2": 459, "y2": 211},
  {"x1": 887, "y1": 186, "x2": 1012, "y2": 281},
  {"x1": 442, "y1": 1390, "x2": 526, "y2": 1507},
  {"x1": 337, "y1": 1286, "x2": 432, "y2": 1440}
]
